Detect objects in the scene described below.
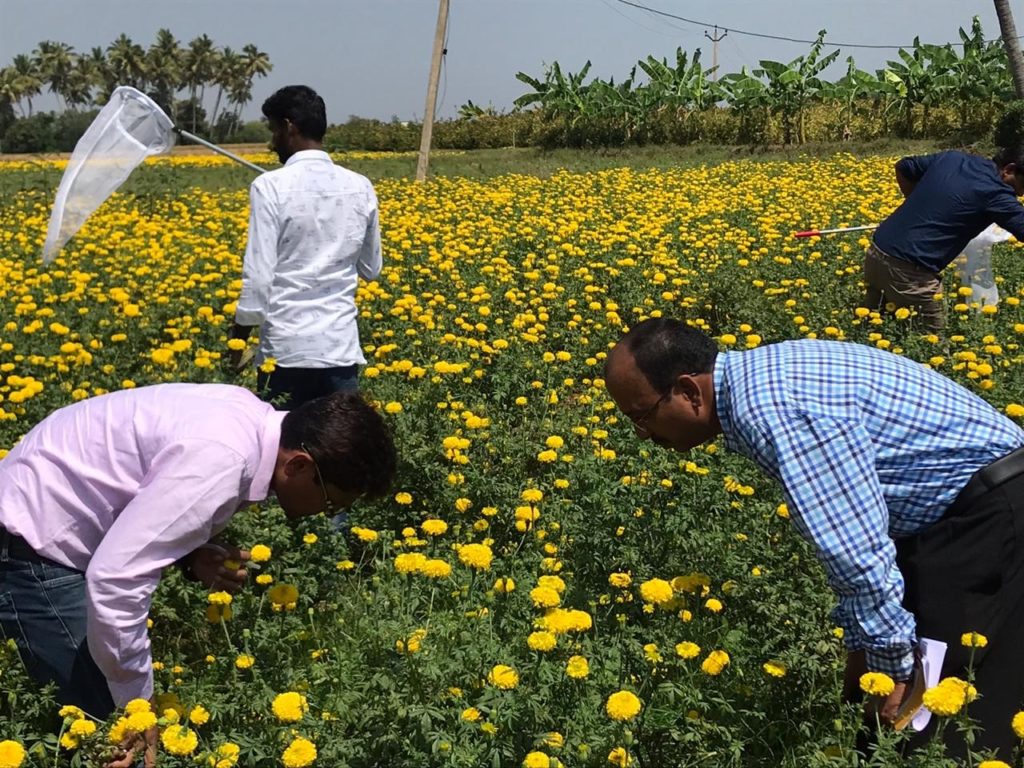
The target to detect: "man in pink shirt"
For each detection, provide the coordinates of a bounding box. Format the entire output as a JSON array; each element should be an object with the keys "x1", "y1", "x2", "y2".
[{"x1": 0, "y1": 383, "x2": 395, "y2": 758}]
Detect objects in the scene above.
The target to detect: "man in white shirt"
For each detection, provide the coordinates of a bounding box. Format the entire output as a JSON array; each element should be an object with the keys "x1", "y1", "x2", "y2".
[{"x1": 229, "y1": 85, "x2": 382, "y2": 408}]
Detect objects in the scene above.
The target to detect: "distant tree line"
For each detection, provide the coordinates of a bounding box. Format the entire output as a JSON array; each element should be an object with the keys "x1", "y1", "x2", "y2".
[{"x1": 0, "y1": 30, "x2": 272, "y2": 152}]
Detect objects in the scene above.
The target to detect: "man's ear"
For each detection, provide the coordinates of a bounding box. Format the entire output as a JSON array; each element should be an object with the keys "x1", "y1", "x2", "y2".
[
  {"x1": 676, "y1": 373, "x2": 704, "y2": 407},
  {"x1": 282, "y1": 451, "x2": 312, "y2": 478}
]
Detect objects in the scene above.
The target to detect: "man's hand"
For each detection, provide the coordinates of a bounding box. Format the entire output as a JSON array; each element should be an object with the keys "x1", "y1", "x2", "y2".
[
  {"x1": 865, "y1": 680, "x2": 910, "y2": 726},
  {"x1": 105, "y1": 708, "x2": 157, "y2": 768},
  {"x1": 188, "y1": 544, "x2": 251, "y2": 592}
]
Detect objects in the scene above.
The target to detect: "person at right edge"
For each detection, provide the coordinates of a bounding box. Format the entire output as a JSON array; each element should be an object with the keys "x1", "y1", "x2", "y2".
[{"x1": 865, "y1": 144, "x2": 1024, "y2": 330}]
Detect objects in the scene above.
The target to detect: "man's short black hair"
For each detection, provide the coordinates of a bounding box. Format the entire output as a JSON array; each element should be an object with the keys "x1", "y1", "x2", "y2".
[
  {"x1": 611, "y1": 317, "x2": 719, "y2": 393},
  {"x1": 994, "y1": 140, "x2": 1024, "y2": 170},
  {"x1": 280, "y1": 392, "x2": 396, "y2": 499},
  {"x1": 262, "y1": 85, "x2": 327, "y2": 141}
]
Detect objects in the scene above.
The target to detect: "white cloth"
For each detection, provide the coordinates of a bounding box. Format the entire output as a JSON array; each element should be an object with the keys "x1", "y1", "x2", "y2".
[
  {"x1": 235, "y1": 150, "x2": 382, "y2": 368},
  {"x1": 0, "y1": 384, "x2": 284, "y2": 705},
  {"x1": 954, "y1": 223, "x2": 1013, "y2": 308}
]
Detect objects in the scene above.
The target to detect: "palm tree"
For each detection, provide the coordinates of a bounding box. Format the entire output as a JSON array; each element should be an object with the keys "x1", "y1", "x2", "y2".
[
  {"x1": 0, "y1": 67, "x2": 25, "y2": 117},
  {"x1": 147, "y1": 28, "x2": 183, "y2": 116},
  {"x1": 182, "y1": 34, "x2": 217, "y2": 132},
  {"x1": 33, "y1": 40, "x2": 77, "y2": 110},
  {"x1": 10, "y1": 54, "x2": 42, "y2": 116},
  {"x1": 994, "y1": 0, "x2": 1024, "y2": 98},
  {"x1": 106, "y1": 33, "x2": 147, "y2": 90},
  {"x1": 209, "y1": 46, "x2": 241, "y2": 131},
  {"x1": 85, "y1": 46, "x2": 116, "y2": 104}
]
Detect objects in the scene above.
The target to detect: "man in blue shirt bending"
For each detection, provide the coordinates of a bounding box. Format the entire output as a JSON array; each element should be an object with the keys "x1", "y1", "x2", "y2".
[
  {"x1": 606, "y1": 317, "x2": 1024, "y2": 760},
  {"x1": 866, "y1": 145, "x2": 1024, "y2": 330}
]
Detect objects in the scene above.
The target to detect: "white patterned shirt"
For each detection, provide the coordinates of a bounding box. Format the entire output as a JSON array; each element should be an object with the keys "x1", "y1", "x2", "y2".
[{"x1": 235, "y1": 150, "x2": 382, "y2": 368}]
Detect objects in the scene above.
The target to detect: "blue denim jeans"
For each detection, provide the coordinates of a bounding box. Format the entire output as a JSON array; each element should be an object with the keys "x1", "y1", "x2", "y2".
[
  {"x1": 0, "y1": 534, "x2": 115, "y2": 718},
  {"x1": 256, "y1": 365, "x2": 360, "y2": 411}
]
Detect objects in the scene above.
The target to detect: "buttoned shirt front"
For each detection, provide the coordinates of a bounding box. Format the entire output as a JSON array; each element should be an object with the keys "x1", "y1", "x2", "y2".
[
  {"x1": 235, "y1": 150, "x2": 382, "y2": 368},
  {"x1": 0, "y1": 383, "x2": 285, "y2": 705},
  {"x1": 713, "y1": 340, "x2": 1024, "y2": 678}
]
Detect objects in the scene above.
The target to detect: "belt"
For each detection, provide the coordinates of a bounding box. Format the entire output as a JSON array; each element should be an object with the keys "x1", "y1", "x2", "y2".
[
  {"x1": 0, "y1": 527, "x2": 51, "y2": 564},
  {"x1": 949, "y1": 445, "x2": 1024, "y2": 514}
]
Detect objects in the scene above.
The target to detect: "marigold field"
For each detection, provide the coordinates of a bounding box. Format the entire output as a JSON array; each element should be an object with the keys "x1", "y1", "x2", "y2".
[{"x1": 2, "y1": 150, "x2": 1024, "y2": 768}]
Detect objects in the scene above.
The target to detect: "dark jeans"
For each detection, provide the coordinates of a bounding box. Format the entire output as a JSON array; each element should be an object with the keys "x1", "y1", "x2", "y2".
[
  {"x1": 0, "y1": 532, "x2": 115, "y2": 718},
  {"x1": 895, "y1": 471, "x2": 1024, "y2": 760},
  {"x1": 256, "y1": 365, "x2": 359, "y2": 411}
]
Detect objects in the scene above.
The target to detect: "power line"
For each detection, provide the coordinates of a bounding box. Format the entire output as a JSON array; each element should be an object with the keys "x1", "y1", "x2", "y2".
[{"x1": 614, "y1": 0, "x2": 1022, "y2": 50}]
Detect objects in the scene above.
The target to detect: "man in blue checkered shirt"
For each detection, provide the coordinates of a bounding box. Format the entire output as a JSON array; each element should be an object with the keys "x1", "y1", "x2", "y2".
[{"x1": 605, "y1": 317, "x2": 1024, "y2": 759}]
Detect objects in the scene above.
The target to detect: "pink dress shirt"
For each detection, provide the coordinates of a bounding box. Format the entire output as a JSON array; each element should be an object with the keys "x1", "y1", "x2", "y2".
[{"x1": 0, "y1": 383, "x2": 285, "y2": 706}]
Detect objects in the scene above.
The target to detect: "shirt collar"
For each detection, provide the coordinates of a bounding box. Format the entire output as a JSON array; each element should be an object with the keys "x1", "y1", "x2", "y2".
[
  {"x1": 712, "y1": 351, "x2": 740, "y2": 453},
  {"x1": 247, "y1": 409, "x2": 287, "y2": 501},
  {"x1": 284, "y1": 149, "x2": 332, "y2": 166}
]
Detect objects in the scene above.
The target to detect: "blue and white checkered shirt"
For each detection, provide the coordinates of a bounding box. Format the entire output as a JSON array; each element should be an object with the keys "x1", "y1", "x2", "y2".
[{"x1": 713, "y1": 340, "x2": 1024, "y2": 678}]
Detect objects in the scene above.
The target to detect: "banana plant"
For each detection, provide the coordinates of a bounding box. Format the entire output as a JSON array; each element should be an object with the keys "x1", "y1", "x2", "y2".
[
  {"x1": 636, "y1": 47, "x2": 719, "y2": 111},
  {"x1": 753, "y1": 30, "x2": 840, "y2": 143},
  {"x1": 821, "y1": 57, "x2": 881, "y2": 139}
]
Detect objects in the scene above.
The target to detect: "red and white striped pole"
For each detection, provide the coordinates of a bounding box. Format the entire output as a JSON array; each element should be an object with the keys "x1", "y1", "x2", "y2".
[{"x1": 793, "y1": 224, "x2": 878, "y2": 238}]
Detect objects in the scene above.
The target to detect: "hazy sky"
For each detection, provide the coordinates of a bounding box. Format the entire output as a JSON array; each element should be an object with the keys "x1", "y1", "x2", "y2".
[{"x1": 0, "y1": 0, "x2": 1012, "y2": 122}]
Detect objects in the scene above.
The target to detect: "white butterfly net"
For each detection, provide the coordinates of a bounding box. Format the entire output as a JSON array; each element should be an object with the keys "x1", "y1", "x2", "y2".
[
  {"x1": 42, "y1": 86, "x2": 176, "y2": 264},
  {"x1": 955, "y1": 224, "x2": 1012, "y2": 308}
]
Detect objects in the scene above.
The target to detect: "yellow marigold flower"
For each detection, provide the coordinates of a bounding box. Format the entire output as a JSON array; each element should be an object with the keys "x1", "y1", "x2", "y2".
[
  {"x1": 421, "y1": 518, "x2": 448, "y2": 536},
  {"x1": 675, "y1": 641, "x2": 701, "y2": 659},
  {"x1": 978, "y1": 762, "x2": 1011, "y2": 768},
  {"x1": 545, "y1": 435, "x2": 564, "y2": 449},
  {"x1": 124, "y1": 699, "x2": 152, "y2": 715},
  {"x1": 488, "y1": 664, "x2": 519, "y2": 689},
  {"x1": 608, "y1": 746, "x2": 632, "y2": 766},
  {"x1": 226, "y1": 338, "x2": 246, "y2": 351},
  {"x1": 336, "y1": 560, "x2": 355, "y2": 571},
  {"x1": 281, "y1": 737, "x2": 317, "y2": 768},
  {"x1": 394, "y1": 552, "x2": 427, "y2": 574},
  {"x1": 68, "y1": 719, "x2": 96, "y2": 736},
  {"x1": 188, "y1": 705, "x2": 210, "y2": 726},
  {"x1": 1012, "y1": 711, "x2": 1024, "y2": 739},
  {"x1": 212, "y1": 742, "x2": 241, "y2": 768},
  {"x1": 461, "y1": 707, "x2": 482, "y2": 722},
  {"x1": 421, "y1": 559, "x2": 452, "y2": 578},
  {"x1": 126, "y1": 710, "x2": 157, "y2": 732},
  {"x1": 395, "y1": 491, "x2": 413, "y2": 504},
  {"x1": 521, "y1": 488, "x2": 544, "y2": 503},
  {"x1": 537, "y1": 575, "x2": 566, "y2": 594},
  {"x1": 256, "y1": 573, "x2": 273, "y2": 585},
  {"x1": 704, "y1": 597, "x2": 723, "y2": 613},
  {"x1": 59, "y1": 733, "x2": 79, "y2": 751},
  {"x1": 543, "y1": 732, "x2": 564, "y2": 749},
  {"x1": 605, "y1": 690, "x2": 642, "y2": 721},
  {"x1": 856, "y1": 671, "x2": 897, "y2": 696},
  {"x1": 268, "y1": 583, "x2": 299, "y2": 608},
  {"x1": 494, "y1": 576, "x2": 516, "y2": 593},
  {"x1": 527, "y1": 631, "x2": 557, "y2": 652},
  {"x1": 523, "y1": 752, "x2": 551, "y2": 768},
  {"x1": 351, "y1": 526, "x2": 379, "y2": 542},
  {"x1": 234, "y1": 654, "x2": 255, "y2": 669},
  {"x1": 763, "y1": 660, "x2": 787, "y2": 678},
  {"x1": 701, "y1": 649, "x2": 730, "y2": 676},
  {"x1": 458, "y1": 543, "x2": 493, "y2": 570},
  {"x1": 530, "y1": 585, "x2": 561, "y2": 608},
  {"x1": 639, "y1": 578, "x2": 673, "y2": 605},
  {"x1": 0, "y1": 741, "x2": 25, "y2": 768},
  {"x1": 608, "y1": 572, "x2": 632, "y2": 588},
  {"x1": 776, "y1": 503, "x2": 790, "y2": 519},
  {"x1": 1007, "y1": 403, "x2": 1024, "y2": 419},
  {"x1": 923, "y1": 678, "x2": 968, "y2": 717},
  {"x1": 207, "y1": 591, "x2": 232, "y2": 606},
  {"x1": 272, "y1": 692, "x2": 309, "y2": 723},
  {"x1": 566, "y1": 655, "x2": 590, "y2": 679},
  {"x1": 302, "y1": 533, "x2": 318, "y2": 545},
  {"x1": 961, "y1": 631, "x2": 988, "y2": 648},
  {"x1": 250, "y1": 544, "x2": 271, "y2": 562},
  {"x1": 161, "y1": 724, "x2": 198, "y2": 756},
  {"x1": 384, "y1": 401, "x2": 403, "y2": 414},
  {"x1": 259, "y1": 358, "x2": 277, "y2": 374},
  {"x1": 537, "y1": 449, "x2": 558, "y2": 463},
  {"x1": 455, "y1": 497, "x2": 473, "y2": 512},
  {"x1": 59, "y1": 705, "x2": 86, "y2": 720}
]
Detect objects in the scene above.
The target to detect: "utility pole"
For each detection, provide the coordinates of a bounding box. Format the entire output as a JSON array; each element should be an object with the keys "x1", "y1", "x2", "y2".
[
  {"x1": 415, "y1": 0, "x2": 450, "y2": 182},
  {"x1": 704, "y1": 25, "x2": 727, "y2": 81},
  {"x1": 994, "y1": 0, "x2": 1024, "y2": 99}
]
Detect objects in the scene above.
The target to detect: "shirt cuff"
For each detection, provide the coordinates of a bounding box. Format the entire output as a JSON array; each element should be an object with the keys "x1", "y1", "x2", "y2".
[
  {"x1": 234, "y1": 306, "x2": 265, "y2": 327},
  {"x1": 107, "y1": 669, "x2": 155, "y2": 709},
  {"x1": 865, "y1": 646, "x2": 915, "y2": 681}
]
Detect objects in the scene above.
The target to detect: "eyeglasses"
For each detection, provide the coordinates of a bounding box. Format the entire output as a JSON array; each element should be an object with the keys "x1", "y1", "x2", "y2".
[
  {"x1": 301, "y1": 442, "x2": 336, "y2": 515},
  {"x1": 631, "y1": 391, "x2": 671, "y2": 438}
]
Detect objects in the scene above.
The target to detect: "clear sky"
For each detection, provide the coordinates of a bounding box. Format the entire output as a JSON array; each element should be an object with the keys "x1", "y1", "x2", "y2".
[{"x1": 0, "y1": 0, "x2": 1011, "y2": 122}]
